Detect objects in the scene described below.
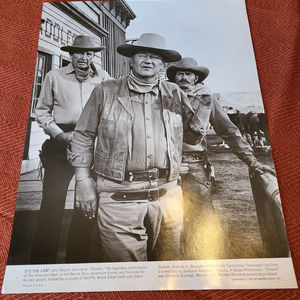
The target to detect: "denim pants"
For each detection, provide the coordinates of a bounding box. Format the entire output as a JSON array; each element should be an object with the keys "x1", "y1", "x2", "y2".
[{"x1": 96, "y1": 177, "x2": 183, "y2": 262}]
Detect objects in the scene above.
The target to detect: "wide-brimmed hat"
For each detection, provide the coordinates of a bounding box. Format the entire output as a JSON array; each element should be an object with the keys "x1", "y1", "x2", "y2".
[
  {"x1": 167, "y1": 57, "x2": 209, "y2": 83},
  {"x1": 117, "y1": 33, "x2": 181, "y2": 62},
  {"x1": 61, "y1": 35, "x2": 106, "y2": 53}
]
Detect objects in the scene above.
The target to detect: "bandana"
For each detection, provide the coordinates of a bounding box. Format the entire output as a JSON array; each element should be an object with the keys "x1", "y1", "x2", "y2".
[
  {"x1": 127, "y1": 71, "x2": 159, "y2": 94},
  {"x1": 187, "y1": 83, "x2": 212, "y2": 97}
]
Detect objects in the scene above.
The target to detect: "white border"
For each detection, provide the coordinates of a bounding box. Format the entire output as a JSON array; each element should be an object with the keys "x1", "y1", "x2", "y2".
[
  {"x1": 2, "y1": 0, "x2": 298, "y2": 294},
  {"x1": 2, "y1": 258, "x2": 297, "y2": 293}
]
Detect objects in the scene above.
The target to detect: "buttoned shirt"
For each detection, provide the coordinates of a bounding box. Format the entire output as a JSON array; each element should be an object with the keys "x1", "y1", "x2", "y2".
[
  {"x1": 126, "y1": 78, "x2": 169, "y2": 171},
  {"x1": 69, "y1": 77, "x2": 195, "y2": 182},
  {"x1": 35, "y1": 63, "x2": 111, "y2": 138}
]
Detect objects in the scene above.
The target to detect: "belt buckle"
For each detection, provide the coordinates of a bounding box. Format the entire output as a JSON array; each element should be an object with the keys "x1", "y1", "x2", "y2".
[
  {"x1": 148, "y1": 188, "x2": 159, "y2": 201},
  {"x1": 148, "y1": 168, "x2": 158, "y2": 180},
  {"x1": 128, "y1": 172, "x2": 134, "y2": 182},
  {"x1": 148, "y1": 168, "x2": 158, "y2": 187}
]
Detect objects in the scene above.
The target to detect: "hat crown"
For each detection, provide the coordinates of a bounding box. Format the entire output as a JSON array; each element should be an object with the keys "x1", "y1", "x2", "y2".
[
  {"x1": 117, "y1": 33, "x2": 181, "y2": 62},
  {"x1": 134, "y1": 33, "x2": 166, "y2": 50},
  {"x1": 166, "y1": 57, "x2": 209, "y2": 83},
  {"x1": 175, "y1": 57, "x2": 199, "y2": 69},
  {"x1": 61, "y1": 35, "x2": 105, "y2": 52},
  {"x1": 71, "y1": 35, "x2": 98, "y2": 48}
]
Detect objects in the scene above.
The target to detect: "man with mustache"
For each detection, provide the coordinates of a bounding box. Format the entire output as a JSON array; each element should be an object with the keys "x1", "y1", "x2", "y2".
[
  {"x1": 32, "y1": 36, "x2": 110, "y2": 264},
  {"x1": 68, "y1": 33, "x2": 206, "y2": 262},
  {"x1": 167, "y1": 57, "x2": 275, "y2": 259}
]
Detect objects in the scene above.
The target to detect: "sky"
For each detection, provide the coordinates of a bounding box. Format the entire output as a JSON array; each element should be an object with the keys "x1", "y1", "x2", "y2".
[{"x1": 126, "y1": 0, "x2": 262, "y2": 94}]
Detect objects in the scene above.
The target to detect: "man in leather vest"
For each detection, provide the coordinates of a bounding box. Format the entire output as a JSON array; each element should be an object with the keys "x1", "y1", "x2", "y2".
[
  {"x1": 166, "y1": 57, "x2": 275, "y2": 259},
  {"x1": 68, "y1": 33, "x2": 206, "y2": 262}
]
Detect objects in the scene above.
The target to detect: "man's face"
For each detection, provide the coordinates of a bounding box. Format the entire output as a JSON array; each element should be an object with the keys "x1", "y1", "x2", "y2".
[
  {"x1": 174, "y1": 70, "x2": 198, "y2": 91},
  {"x1": 70, "y1": 51, "x2": 95, "y2": 69},
  {"x1": 131, "y1": 52, "x2": 164, "y2": 81}
]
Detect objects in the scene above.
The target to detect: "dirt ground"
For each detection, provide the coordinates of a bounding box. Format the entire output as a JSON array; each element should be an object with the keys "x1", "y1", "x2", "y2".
[
  {"x1": 209, "y1": 150, "x2": 275, "y2": 259},
  {"x1": 9, "y1": 149, "x2": 278, "y2": 264}
]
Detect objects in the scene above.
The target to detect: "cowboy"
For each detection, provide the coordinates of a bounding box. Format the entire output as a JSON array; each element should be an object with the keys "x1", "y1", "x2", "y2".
[
  {"x1": 68, "y1": 33, "x2": 206, "y2": 262},
  {"x1": 31, "y1": 35, "x2": 111, "y2": 264},
  {"x1": 167, "y1": 57, "x2": 275, "y2": 259}
]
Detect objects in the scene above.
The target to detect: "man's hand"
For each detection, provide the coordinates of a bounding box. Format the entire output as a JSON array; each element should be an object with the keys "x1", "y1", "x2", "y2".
[
  {"x1": 243, "y1": 154, "x2": 276, "y2": 177},
  {"x1": 75, "y1": 177, "x2": 98, "y2": 219},
  {"x1": 55, "y1": 131, "x2": 74, "y2": 146},
  {"x1": 249, "y1": 160, "x2": 276, "y2": 176}
]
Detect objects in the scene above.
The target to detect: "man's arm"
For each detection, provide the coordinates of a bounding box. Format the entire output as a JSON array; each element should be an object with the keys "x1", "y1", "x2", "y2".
[
  {"x1": 35, "y1": 72, "x2": 74, "y2": 145},
  {"x1": 68, "y1": 86, "x2": 103, "y2": 218},
  {"x1": 210, "y1": 99, "x2": 275, "y2": 175},
  {"x1": 35, "y1": 72, "x2": 64, "y2": 139}
]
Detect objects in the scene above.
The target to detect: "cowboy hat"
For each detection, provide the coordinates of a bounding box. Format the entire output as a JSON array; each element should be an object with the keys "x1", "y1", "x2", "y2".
[
  {"x1": 167, "y1": 57, "x2": 209, "y2": 83},
  {"x1": 61, "y1": 35, "x2": 106, "y2": 52},
  {"x1": 117, "y1": 33, "x2": 181, "y2": 62}
]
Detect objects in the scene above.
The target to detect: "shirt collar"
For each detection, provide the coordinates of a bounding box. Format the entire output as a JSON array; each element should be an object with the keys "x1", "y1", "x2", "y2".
[
  {"x1": 63, "y1": 63, "x2": 97, "y2": 77},
  {"x1": 128, "y1": 83, "x2": 159, "y2": 96},
  {"x1": 64, "y1": 63, "x2": 75, "y2": 75}
]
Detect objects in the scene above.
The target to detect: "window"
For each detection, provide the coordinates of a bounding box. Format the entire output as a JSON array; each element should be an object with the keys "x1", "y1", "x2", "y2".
[
  {"x1": 30, "y1": 51, "x2": 52, "y2": 118},
  {"x1": 60, "y1": 54, "x2": 71, "y2": 67}
]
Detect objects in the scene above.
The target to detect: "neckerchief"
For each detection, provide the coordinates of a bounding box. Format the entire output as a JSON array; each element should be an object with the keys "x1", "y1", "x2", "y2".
[
  {"x1": 127, "y1": 71, "x2": 159, "y2": 94},
  {"x1": 187, "y1": 83, "x2": 212, "y2": 97}
]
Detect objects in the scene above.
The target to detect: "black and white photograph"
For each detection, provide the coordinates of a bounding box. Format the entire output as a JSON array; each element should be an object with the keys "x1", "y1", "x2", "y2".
[{"x1": 2, "y1": 0, "x2": 297, "y2": 293}]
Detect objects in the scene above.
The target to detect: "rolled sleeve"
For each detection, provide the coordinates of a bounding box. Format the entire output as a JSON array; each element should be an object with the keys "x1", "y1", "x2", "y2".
[
  {"x1": 66, "y1": 149, "x2": 94, "y2": 167},
  {"x1": 46, "y1": 122, "x2": 64, "y2": 138},
  {"x1": 35, "y1": 72, "x2": 63, "y2": 138}
]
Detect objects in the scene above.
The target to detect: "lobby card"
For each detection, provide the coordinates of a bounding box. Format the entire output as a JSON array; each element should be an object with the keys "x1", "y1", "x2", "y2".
[{"x1": 2, "y1": 0, "x2": 297, "y2": 293}]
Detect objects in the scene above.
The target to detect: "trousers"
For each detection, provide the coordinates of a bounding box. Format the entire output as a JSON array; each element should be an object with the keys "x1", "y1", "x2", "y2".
[
  {"x1": 181, "y1": 159, "x2": 224, "y2": 260},
  {"x1": 31, "y1": 139, "x2": 94, "y2": 264},
  {"x1": 96, "y1": 177, "x2": 183, "y2": 262}
]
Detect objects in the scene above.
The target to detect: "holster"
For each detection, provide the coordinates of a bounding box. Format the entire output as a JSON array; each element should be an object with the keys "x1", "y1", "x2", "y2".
[
  {"x1": 39, "y1": 139, "x2": 51, "y2": 168},
  {"x1": 39, "y1": 138, "x2": 69, "y2": 166},
  {"x1": 203, "y1": 161, "x2": 215, "y2": 182},
  {"x1": 182, "y1": 151, "x2": 216, "y2": 183}
]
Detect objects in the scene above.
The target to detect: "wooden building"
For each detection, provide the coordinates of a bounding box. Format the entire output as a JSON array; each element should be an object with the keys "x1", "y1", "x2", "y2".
[{"x1": 22, "y1": 1, "x2": 135, "y2": 173}]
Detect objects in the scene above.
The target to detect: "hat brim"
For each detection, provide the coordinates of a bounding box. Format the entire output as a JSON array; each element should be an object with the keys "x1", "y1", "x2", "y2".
[
  {"x1": 60, "y1": 45, "x2": 106, "y2": 52},
  {"x1": 167, "y1": 65, "x2": 209, "y2": 83},
  {"x1": 117, "y1": 44, "x2": 181, "y2": 63}
]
